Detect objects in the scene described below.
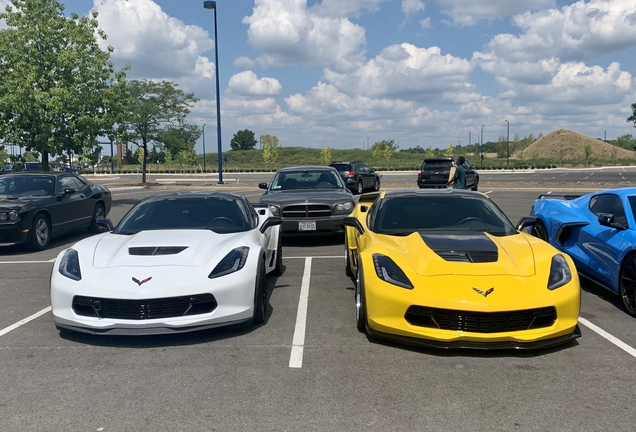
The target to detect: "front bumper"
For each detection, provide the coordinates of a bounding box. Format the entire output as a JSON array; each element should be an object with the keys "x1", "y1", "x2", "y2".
[
  {"x1": 0, "y1": 221, "x2": 30, "y2": 246},
  {"x1": 280, "y1": 217, "x2": 346, "y2": 235}
]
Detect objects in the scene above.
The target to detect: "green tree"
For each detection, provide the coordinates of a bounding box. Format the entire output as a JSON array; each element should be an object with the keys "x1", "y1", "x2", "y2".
[
  {"x1": 372, "y1": 139, "x2": 398, "y2": 162},
  {"x1": 0, "y1": 0, "x2": 126, "y2": 171},
  {"x1": 117, "y1": 79, "x2": 198, "y2": 183},
  {"x1": 261, "y1": 134, "x2": 279, "y2": 164},
  {"x1": 23, "y1": 150, "x2": 39, "y2": 162},
  {"x1": 320, "y1": 146, "x2": 332, "y2": 165},
  {"x1": 584, "y1": 144, "x2": 593, "y2": 167},
  {"x1": 425, "y1": 146, "x2": 434, "y2": 158},
  {"x1": 178, "y1": 147, "x2": 197, "y2": 170},
  {"x1": 164, "y1": 150, "x2": 173, "y2": 169},
  {"x1": 137, "y1": 147, "x2": 145, "y2": 165},
  {"x1": 444, "y1": 143, "x2": 453, "y2": 157},
  {"x1": 156, "y1": 123, "x2": 201, "y2": 157},
  {"x1": 230, "y1": 129, "x2": 257, "y2": 151}
]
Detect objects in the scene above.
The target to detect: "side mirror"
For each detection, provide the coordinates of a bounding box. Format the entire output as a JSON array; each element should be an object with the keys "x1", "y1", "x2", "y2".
[
  {"x1": 258, "y1": 182, "x2": 268, "y2": 190},
  {"x1": 516, "y1": 216, "x2": 537, "y2": 232},
  {"x1": 260, "y1": 216, "x2": 282, "y2": 234},
  {"x1": 96, "y1": 218, "x2": 114, "y2": 232},
  {"x1": 471, "y1": 165, "x2": 476, "y2": 169},
  {"x1": 598, "y1": 213, "x2": 627, "y2": 230},
  {"x1": 343, "y1": 216, "x2": 364, "y2": 235}
]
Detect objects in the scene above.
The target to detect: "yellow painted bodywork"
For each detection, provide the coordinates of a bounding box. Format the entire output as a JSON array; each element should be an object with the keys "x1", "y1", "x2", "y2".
[{"x1": 345, "y1": 192, "x2": 581, "y2": 345}]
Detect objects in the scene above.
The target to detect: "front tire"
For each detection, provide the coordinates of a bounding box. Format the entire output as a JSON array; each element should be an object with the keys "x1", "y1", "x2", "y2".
[
  {"x1": 530, "y1": 220, "x2": 549, "y2": 241},
  {"x1": 619, "y1": 254, "x2": 636, "y2": 316},
  {"x1": 88, "y1": 202, "x2": 105, "y2": 233},
  {"x1": 345, "y1": 235, "x2": 354, "y2": 278},
  {"x1": 355, "y1": 267, "x2": 367, "y2": 333},
  {"x1": 252, "y1": 261, "x2": 268, "y2": 325},
  {"x1": 471, "y1": 180, "x2": 479, "y2": 191},
  {"x1": 30, "y1": 214, "x2": 51, "y2": 251},
  {"x1": 272, "y1": 232, "x2": 283, "y2": 276},
  {"x1": 374, "y1": 178, "x2": 380, "y2": 191}
]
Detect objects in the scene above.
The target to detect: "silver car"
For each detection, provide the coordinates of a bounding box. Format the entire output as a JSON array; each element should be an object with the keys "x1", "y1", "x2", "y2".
[{"x1": 258, "y1": 166, "x2": 355, "y2": 236}]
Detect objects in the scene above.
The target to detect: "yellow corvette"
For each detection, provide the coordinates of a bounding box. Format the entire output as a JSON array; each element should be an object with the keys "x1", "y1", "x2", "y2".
[{"x1": 343, "y1": 189, "x2": 581, "y2": 349}]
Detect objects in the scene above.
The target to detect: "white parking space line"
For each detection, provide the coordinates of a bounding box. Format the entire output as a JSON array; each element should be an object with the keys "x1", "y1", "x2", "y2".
[
  {"x1": 0, "y1": 259, "x2": 55, "y2": 264},
  {"x1": 579, "y1": 317, "x2": 636, "y2": 359},
  {"x1": 0, "y1": 306, "x2": 51, "y2": 337},
  {"x1": 289, "y1": 257, "x2": 312, "y2": 369}
]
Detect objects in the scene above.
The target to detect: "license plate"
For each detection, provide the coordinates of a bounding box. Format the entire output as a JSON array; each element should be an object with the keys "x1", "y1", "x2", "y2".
[{"x1": 299, "y1": 221, "x2": 316, "y2": 231}]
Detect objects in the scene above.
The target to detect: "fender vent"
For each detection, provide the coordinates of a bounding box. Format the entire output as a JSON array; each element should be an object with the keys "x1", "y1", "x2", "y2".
[{"x1": 129, "y1": 246, "x2": 188, "y2": 256}]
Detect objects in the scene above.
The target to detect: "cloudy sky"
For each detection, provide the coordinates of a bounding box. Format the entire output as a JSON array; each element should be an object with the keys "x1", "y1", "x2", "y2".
[{"x1": 5, "y1": 0, "x2": 636, "y2": 152}]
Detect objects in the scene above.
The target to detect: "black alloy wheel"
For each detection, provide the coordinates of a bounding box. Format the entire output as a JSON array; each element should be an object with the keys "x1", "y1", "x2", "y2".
[
  {"x1": 30, "y1": 214, "x2": 51, "y2": 251},
  {"x1": 253, "y1": 261, "x2": 268, "y2": 325},
  {"x1": 619, "y1": 254, "x2": 636, "y2": 317},
  {"x1": 88, "y1": 203, "x2": 105, "y2": 233},
  {"x1": 530, "y1": 220, "x2": 549, "y2": 242}
]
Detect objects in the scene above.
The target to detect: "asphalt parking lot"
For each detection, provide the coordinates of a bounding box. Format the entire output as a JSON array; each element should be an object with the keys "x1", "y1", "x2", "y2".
[{"x1": 1, "y1": 186, "x2": 635, "y2": 431}]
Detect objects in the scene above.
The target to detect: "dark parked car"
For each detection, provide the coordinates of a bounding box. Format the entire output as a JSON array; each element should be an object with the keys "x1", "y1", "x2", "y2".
[
  {"x1": 1, "y1": 164, "x2": 16, "y2": 173},
  {"x1": 22, "y1": 162, "x2": 42, "y2": 172},
  {"x1": 329, "y1": 161, "x2": 380, "y2": 194},
  {"x1": 0, "y1": 172, "x2": 112, "y2": 250},
  {"x1": 258, "y1": 166, "x2": 354, "y2": 236},
  {"x1": 417, "y1": 157, "x2": 479, "y2": 191}
]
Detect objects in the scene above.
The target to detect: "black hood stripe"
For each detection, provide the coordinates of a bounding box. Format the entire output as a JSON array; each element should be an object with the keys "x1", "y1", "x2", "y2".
[{"x1": 420, "y1": 234, "x2": 499, "y2": 263}]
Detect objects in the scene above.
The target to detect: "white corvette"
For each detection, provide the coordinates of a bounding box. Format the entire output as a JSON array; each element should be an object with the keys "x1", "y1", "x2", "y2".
[{"x1": 50, "y1": 192, "x2": 282, "y2": 335}]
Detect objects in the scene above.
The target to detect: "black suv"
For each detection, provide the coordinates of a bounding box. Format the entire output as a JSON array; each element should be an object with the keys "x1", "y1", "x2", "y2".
[
  {"x1": 329, "y1": 161, "x2": 380, "y2": 194},
  {"x1": 417, "y1": 157, "x2": 479, "y2": 190}
]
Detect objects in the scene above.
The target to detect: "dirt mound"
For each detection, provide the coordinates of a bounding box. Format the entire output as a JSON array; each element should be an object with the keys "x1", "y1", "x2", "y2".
[{"x1": 521, "y1": 129, "x2": 634, "y2": 161}]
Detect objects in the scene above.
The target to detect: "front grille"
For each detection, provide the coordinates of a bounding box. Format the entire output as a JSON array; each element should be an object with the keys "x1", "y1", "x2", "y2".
[
  {"x1": 282, "y1": 204, "x2": 331, "y2": 218},
  {"x1": 405, "y1": 306, "x2": 556, "y2": 333},
  {"x1": 72, "y1": 294, "x2": 217, "y2": 320}
]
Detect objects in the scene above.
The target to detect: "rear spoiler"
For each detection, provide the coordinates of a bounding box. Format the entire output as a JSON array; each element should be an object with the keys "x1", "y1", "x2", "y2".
[
  {"x1": 537, "y1": 193, "x2": 582, "y2": 201},
  {"x1": 359, "y1": 192, "x2": 381, "y2": 203}
]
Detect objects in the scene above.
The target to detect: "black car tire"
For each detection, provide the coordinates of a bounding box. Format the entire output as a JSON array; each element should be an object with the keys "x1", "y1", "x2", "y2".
[
  {"x1": 30, "y1": 214, "x2": 51, "y2": 251},
  {"x1": 355, "y1": 267, "x2": 367, "y2": 333},
  {"x1": 619, "y1": 254, "x2": 636, "y2": 317},
  {"x1": 273, "y1": 232, "x2": 283, "y2": 276},
  {"x1": 374, "y1": 178, "x2": 380, "y2": 191},
  {"x1": 356, "y1": 180, "x2": 364, "y2": 195},
  {"x1": 88, "y1": 202, "x2": 105, "y2": 233},
  {"x1": 530, "y1": 220, "x2": 549, "y2": 242},
  {"x1": 252, "y1": 260, "x2": 268, "y2": 325},
  {"x1": 471, "y1": 180, "x2": 479, "y2": 191}
]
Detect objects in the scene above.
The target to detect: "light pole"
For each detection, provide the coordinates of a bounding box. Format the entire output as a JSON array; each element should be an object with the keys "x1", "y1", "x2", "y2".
[
  {"x1": 204, "y1": 1, "x2": 223, "y2": 184},
  {"x1": 505, "y1": 120, "x2": 510, "y2": 169},
  {"x1": 480, "y1": 125, "x2": 485, "y2": 168},
  {"x1": 202, "y1": 124, "x2": 206, "y2": 171}
]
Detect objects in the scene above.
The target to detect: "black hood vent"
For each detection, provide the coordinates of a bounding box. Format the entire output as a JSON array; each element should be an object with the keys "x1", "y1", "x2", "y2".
[
  {"x1": 129, "y1": 246, "x2": 188, "y2": 256},
  {"x1": 420, "y1": 234, "x2": 498, "y2": 263}
]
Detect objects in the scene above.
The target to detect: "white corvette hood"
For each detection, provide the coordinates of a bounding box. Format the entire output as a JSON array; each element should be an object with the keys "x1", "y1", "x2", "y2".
[{"x1": 92, "y1": 230, "x2": 244, "y2": 269}]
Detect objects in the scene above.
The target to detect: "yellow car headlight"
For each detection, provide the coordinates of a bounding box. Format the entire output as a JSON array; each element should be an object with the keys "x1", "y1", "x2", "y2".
[
  {"x1": 372, "y1": 254, "x2": 413, "y2": 289},
  {"x1": 547, "y1": 254, "x2": 571, "y2": 290}
]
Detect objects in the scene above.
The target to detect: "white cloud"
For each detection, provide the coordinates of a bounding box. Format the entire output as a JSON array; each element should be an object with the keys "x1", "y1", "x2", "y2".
[
  {"x1": 420, "y1": 17, "x2": 432, "y2": 28},
  {"x1": 309, "y1": 0, "x2": 389, "y2": 18},
  {"x1": 402, "y1": 0, "x2": 425, "y2": 16},
  {"x1": 242, "y1": 0, "x2": 367, "y2": 72},
  {"x1": 485, "y1": 0, "x2": 636, "y2": 63},
  {"x1": 234, "y1": 56, "x2": 256, "y2": 69},
  {"x1": 435, "y1": 0, "x2": 554, "y2": 26},
  {"x1": 324, "y1": 43, "x2": 473, "y2": 102},
  {"x1": 228, "y1": 71, "x2": 282, "y2": 97},
  {"x1": 94, "y1": 0, "x2": 214, "y2": 80}
]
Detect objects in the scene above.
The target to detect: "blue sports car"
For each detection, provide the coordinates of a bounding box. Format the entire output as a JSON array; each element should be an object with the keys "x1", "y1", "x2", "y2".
[{"x1": 518, "y1": 187, "x2": 636, "y2": 316}]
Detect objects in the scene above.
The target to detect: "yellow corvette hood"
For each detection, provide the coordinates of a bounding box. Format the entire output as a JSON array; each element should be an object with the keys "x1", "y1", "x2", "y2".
[{"x1": 376, "y1": 232, "x2": 536, "y2": 277}]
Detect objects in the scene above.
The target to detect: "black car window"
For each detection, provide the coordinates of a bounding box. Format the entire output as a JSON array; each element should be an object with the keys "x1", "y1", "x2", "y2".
[
  {"x1": 358, "y1": 164, "x2": 368, "y2": 173},
  {"x1": 330, "y1": 163, "x2": 352, "y2": 173},
  {"x1": 115, "y1": 197, "x2": 250, "y2": 234},
  {"x1": 57, "y1": 176, "x2": 84, "y2": 192},
  {"x1": 373, "y1": 195, "x2": 515, "y2": 236},
  {"x1": 590, "y1": 194, "x2": 626, "y2": 225},
  {"x1": 422, "y1": 160, "x2": 451, "y2": 171}
]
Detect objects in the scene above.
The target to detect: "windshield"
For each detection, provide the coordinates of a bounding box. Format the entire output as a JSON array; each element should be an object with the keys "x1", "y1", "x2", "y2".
[
  {"x1": 0, "y1": 175, "x2": 54, "y2": 197},
  {"x1": 270, "y1": 170, "x2": 344, "y2": 190},
  {"x1": 115, "y1": 196, "x2": 251, "y2": 234},
  {"x1": 373, "y1": 194, "x2": 516, "y2": 236}
]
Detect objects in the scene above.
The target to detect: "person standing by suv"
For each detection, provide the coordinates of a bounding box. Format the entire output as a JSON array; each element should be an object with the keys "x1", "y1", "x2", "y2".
[{"x1": 447, "y1": 156, "x2": 466, "y2": 189}]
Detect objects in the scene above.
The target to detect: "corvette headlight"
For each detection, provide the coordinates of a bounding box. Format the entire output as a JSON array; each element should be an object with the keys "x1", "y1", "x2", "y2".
[
  {"x1": 335, "y1": 201, "x2": 354, "y2": 214},
  {"x1": 372, "y1": 254, "x2": 413, "y2": 289},
  {"x1": 59, "y1": 249, "x2": 81, "y2": 281},
  {"x1": 209, "y1": 247, "x2": 249, "y2": 279},
  {"x1": 268, "y1": 205, "x2": 280, "y2": 216},
  {"x1": 547, "y1": 254, "x2": 571, "y2": 290}
]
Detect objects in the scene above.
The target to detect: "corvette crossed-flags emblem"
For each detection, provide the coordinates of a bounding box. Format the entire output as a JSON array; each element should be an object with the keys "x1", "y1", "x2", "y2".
[
  {"x1": 132, "y1": 277, "x2": 152, "y2": 286},
  {"x1": 473, "y1": 287, "x2": 494, "y2": 297}
]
